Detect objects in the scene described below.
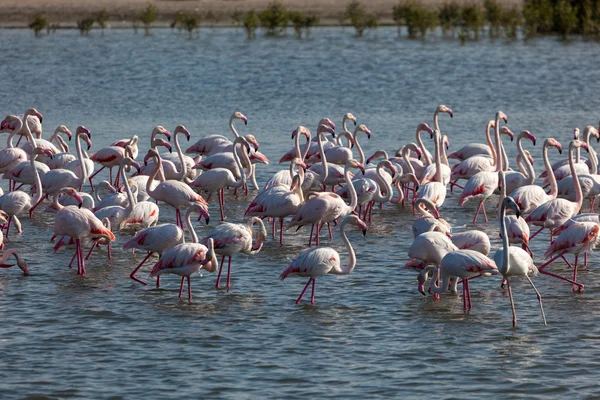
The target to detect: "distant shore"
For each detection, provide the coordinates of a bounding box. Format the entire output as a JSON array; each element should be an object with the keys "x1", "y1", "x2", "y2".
[{"x1": 0, "y1": 0, "x2": 521, "y2": 28}]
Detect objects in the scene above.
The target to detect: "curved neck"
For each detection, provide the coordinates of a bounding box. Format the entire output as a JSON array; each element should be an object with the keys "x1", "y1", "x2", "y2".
[
  {"x1": 146, "y1": 153, "x2": 162, "y2": 196},
  {"x1": 173, "y1": 131, "x2": 187, "y2": 180},
  {"x1": 317, "y1": 132, "x2": 328, "y2": 182},
  {"x1": 499, "y1": 201, "x2": 511, "y2": 275},
  {"x1": 229, "y1": 115, "x2": 240, "y2": 139},
  {"x1": 342, "y1": 115, "x2": 350, "y2": 133},
  {"x1": 440, "y1": 137, "x2": 449, "y2": 166},
  {"x1": 401, "y1": 145, "x2": 416, "y2": 175},
  {"x1": 55, "y1": 135, "x2": 69, "y2": 153},
  {"x1": 74, "y1": 131, "x2": 87, "y2": 185},
  {"x1": 22, "y1": 115, "x2": 38, "y2": 149},
  {"x1": 302, "y1": 134, "x2": 311, "y2": 162},
  {"x1": 427, "y1": 266, "x2": 451, "y2": 294},
  {"x1": 569, "y1": 144, "x2": 584, "y2": 210},
  {"x1": 353, "y1": 128, "x2": 366, "y2": 164},
  {"x1": 494, "y1": 117, "x2": 503, "y2": 172},
  {"x1": 121, "y1": 164, "x2": 137, "y2": 210},
  {"x1": 543, "y1": 143, "x2": 559, "y2": 198},
  {"x1": 0, "y1": 249, "x2": 20, "y2": 266},
  {"x1": 372, "y1": 164, "x2": 393, "y2": 203},
  {"x1": 185, "y1": 207, "x2": 198, "y2": 243},
  {"x1": 231, "y1": 142, "x2": 247, "y2": 188},
  {"x1": 332, "y1": 219, "x2": 357, "y2": 274},
  {"x1": 51, "y1": 190, "x2": 66, "y2": 211},
  {"x1": 391, "y1": 178, "x2": 404, "y2": 204},
  {"x1": 294, "y1": 131, "x2": 302, "y2": 160},
  {"x1": 485, "y1": 122, "x2": 496, "y2": 161},
  {"x1": 516, "y1": 136, "x2": 535, "y2": 183},
  {"x1": 31, "y1": 150, "x2": 43, "y2": 205},
  {"x1": 415, "y1": 199, "x2": 435, "y2": 218},
  {"x1": 434, "y1": 132, "x2": 442, "y2": 182},
  {"x1": 416, "y1": 130, "x2": 432, "y2": 165},
  {"x1": 344, "y1": 162, "x2": 358, "y2": 211},
  {"x1": 6, "y1": 129, "x2": 18, "y2": 148}
]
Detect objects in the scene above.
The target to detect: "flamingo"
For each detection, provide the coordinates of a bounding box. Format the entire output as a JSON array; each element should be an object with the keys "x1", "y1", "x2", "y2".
[
  {"x1": 185, "y1": 111, "x2": 259, "y2": 155},
  {"x1": 144, "y1": 148, "x2": 208, "y2": 229},
  {"x1": 0, "y1": 146, "x2": 49, "y2": 237},
  {"x1": 278, "y1": 118, "x2": 337, "y2": 164},
  {"x1": 149, "y1": 238, "x2": 218, "y2": 302},
  {"x1": 279, "y1": 215, "x2": 367, "y2": 305},
  {"x1": 447, "y1": 118, "x2": 498, "y2": 161},
  {"x1": 413, "y1": 122, "x2": 436, "y2": 167},
  {"x1": 412, "y1": 198, "x2": 452, "y2": 238},
  {"x1": 264, "y1": 157, "x2": 308, "y2": 191},
  {"x1": 52, "y1": 187, "x2": 116, "y2": 276},
  {"x1": 510, "y1": 138, "x2": 562, "y2": 215},
  {"x1": 245, "y1": 174, "x2": 305, "y2": 246},
  {"x1": 3, "y1": 146, "x2": 54, "y2": 189},
  {"x1": 526, "y1": 140, "x2": 589, "y2": 242},
  {"x1": 418, "y1": 250, "x2": 498, "y2": 311},
  {"x1": 189, "y1": 137, "x2": 251, "y2": 220},
  {"x1": 123, "y1": 203, "x2": 210, "y2": 285},
  {"x1": 0, "y1": 249, "x2": 29, "y2": 276},
  {"x1": 458, "y1": 111, "x2": 508, "y2": 223},
  {"x1": 88, "y1": 136, "x2": 134, "y2": 187},
  {"x1": 502, "y1": 130, "x2": 537, "y2": 194},
  {"x1": 420, "y1": 129, "x2": 452, "y2": 186},
  {"x1": 557, "y1": 138, "x2": 600, "y2": 211},
  {"x1": 0, "y1": 115, "x2": 31, "y2": 190},
  {"x1": 495, "y1": 196, "x2": 546, "y2": 327},
  {"x1": 28, "y1": 126, "x2": 92, "y2": 216},
  {"x1": 142, "y1": 126, "x2": 196, "y2": 182},
  {"x1": 406, "y1": 231, "x2": 458, "y2": 271},
  {"x1": 416, "y1": 129, "x2": 447, "y2": 209},
  {"x1": 201, "y1": 217, "x2": 267, "y2": 290},
  {"x1": 547, "y1": 128, "x2": 592, "y2": 184}
]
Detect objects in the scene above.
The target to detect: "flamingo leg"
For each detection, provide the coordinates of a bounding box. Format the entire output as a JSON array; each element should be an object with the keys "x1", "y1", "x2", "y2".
[
  {"x1": 507, "y1": 279, "x2": 517, "y2": 328},
  {"x1": 109, "y1": 168, "x2": 113, "y2": 186},
  {"x1": 522, "y1": 242, "x2": 534, "y2": 258},
  {"x1": 315, "y1": 224, "x2": 320, "y2": 246},
  {"x1": 187, "y1": 276, "x2": 192, "y2": 302},
  {"x1": 279, "y1": 218, "x2": 284, "y2": 246},
  {"x1": 67, "y1": 250, "x2": 77, "y2": 269},
  {"x1": 107, "y1": 242, "x2": 112, "y2": 260},
  {"x1": 226, "y1": 255, "x2": 232, "y2": 290},
  {"x1": 16, "y1": 135, "x2": 23, "y2": 146},
  {"x1": 310, "y1": 278, "x2": 316, "y2": 304},
  {"x1": 79, "y1": 239, "x2": 86, "y2": 276},
  {"x1": 481, "y1": 203, "x2": 488, "y2": 223},
  {"x1": 130, "y1": 251, "x2": 153, "y2": 285},
  {"x1": 327, "y1": 222, "x2": 333, "y2": 240},
  {"x1": 156, "y1": 276, "x2": 161, "y2": 288},
  {"x1": 368, "y1": 202, "x2": 374, "y2": 221},
  {"x1": 85, "y1": 241, "x2": 98, "y2": 260},
  {"x1": 175, "y1": 208, "x2": 182, "y2": 229},
  {"x1": 272, "y1": 218, "x2": 276, "y2": 239},
  {"x1": 295, "y1": 278, "x2": 313, "y2": 304},
  {"x1": 215, "y1": 254, "x2": 226, "y2": 289},
  {"x1": 28, "y1": 194, "x2": 48, "y2": 218},
  {"x1": 524, "y1": 275, "x2": 547, "y2": 325},
  {"x1": 529, "y1": 226, "x2": 545, "y2": 241},
  {"x1": 179, "y1": 277, "x2": 185, "y2": 299},
  {"x1": 308, "y1": 224, "x2": 314, "y2": 246},
  {"x1": 87, "y1": 166, "x2": 105, "y2": 188},
  {"x1": 219, "y1": 189, "x2": 225, "y2": 221},
  {"x1": 462, "y1": 280, "x2": 467, "y2": 310},
  {"x1": 472, "y1": 202, "x2": 482, "y2": 224},
  {"x1": 585, "y1": 252, "x2": 588, "y2": 267},
  {"x1": 538, "y1": 251, "x2": 584, "y2": 290},
  {"x1": 4, "y1": 216, "x2": 12, "y2": 239}
]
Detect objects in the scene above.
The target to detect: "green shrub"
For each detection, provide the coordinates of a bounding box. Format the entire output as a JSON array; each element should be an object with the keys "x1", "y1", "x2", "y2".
[
  {"x1": 499, "y1": 6, "x2": 521, "y2": 40},
  {"x1": 484, "y1": 0, "x2": 502, "y2": 38},
  {"x1": 522, "y1": 0, "x2": 554, "y2": 38},
  {"x1": 243, "y1": 10, "x2": 260, "y2": 39},
  {"x1": 46, "y1": 23, "x2": 59, "y2": 34},
  {"x1": 438, "y1": 2, "x2": 461, "y2": 37},
  {"x1": 182, "y1": 12, "x2": 200, "y2": 39},
  {"x1": 341, "y1": 0, "x2": 378, "y2": 37},
  {"x1": 231, "y1": 10, "x2": 243, "y2": 27},
  {"x1": 77, "y1": 17, "x2": 95, "y2": 36},
  {"x1": 554, "y1": 0, "x2": 578, "y2": 40},
  {"x1": 95, "y1": 9, "x2": 109, "y2": 35},
  {"x1": 393, "y1": 1, "x2": 437, "y2": 39},
  {"x1": 258, "y1": 1, "x2": 288, "y2": 36},
  {"x1": 171, "y1": 11, "x2": 184, "y2": 30},
  {"x1": 288, "y1": 11, "x2": 319, "y2": 39},
  {"x1": 460, "y1": 3, "x2": 485, "y2": 40},
  {"x1": 29, "y1": 14, "x2": 47, "y2": 37},
  {"x1": 140, "y1": 2, "x2": 157, "y2": 35}
]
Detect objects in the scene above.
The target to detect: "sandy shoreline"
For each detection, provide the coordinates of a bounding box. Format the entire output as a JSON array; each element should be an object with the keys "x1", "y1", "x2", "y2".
[{"x1": 0, "y1": 0, "x2": 521, "y2": 28}]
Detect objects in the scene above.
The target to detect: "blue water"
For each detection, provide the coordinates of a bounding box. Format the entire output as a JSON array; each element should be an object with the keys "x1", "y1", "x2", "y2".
[{"x1": 1, "y1": 27, "x2": 600, "y2": 398}]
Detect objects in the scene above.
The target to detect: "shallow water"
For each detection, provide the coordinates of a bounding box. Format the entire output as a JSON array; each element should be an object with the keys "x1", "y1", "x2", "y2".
[{"x1": 1, "y1": 27, "x2": 600, "y2": 398}]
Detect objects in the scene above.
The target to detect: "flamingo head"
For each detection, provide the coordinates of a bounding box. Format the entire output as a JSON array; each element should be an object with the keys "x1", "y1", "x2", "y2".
[
  {"x1": 500, "y1": 126, "x2": 514, "y2": 142},
  {"x1": 63, "y1": 187, "x2": 84, "y2": 208},
  {"x1": 417, "y1": 268, "x2": 433, "y2": 296},
  {"x1": 417, "y1": 122, "x2": 434, "y2": 138},
  {"x1": 379, "y1": 160, "x2": 396, "y2": 179},
  {"x1": 443, "y1": 135, "x2": 450, "y2": 150},
  {"x1": 574, "y1": 140, "x2": 590, "y2": 153},
  {"x1": 356, "y1": 124, "x2": 371, "y2": 139},
  {"x1": 293, "y1": 157, "x2": 308, "y2": 170},
  {"x1": 319, "y1": 117, "x2": 335, "y2": 131},
  {"x1": 249, "y1": 151, "x2": 269, "y2": 165},
  {"x1": 345, "y1": 112, "x2": 357, "y2": 126},
  {"x1": 411, "y1": 145, "x2": 423, "y2": 160},
  {"x1": 522, "y1": 130, "x2": 537, "y2": 146},
  {"x1": 192, "y1": 203, "x2": 210, "y2": 225},
  {"x1": 152, "y1": 138, "x2": 172, "y2": 153},
  {"x1": 524, "y1": 150, "x2": 534, "y2": 165},
  {"x1": 174, "y1": 125, "x2": 191, "y2": 141},
  {"x1": 55, "y1": 125, "x2": 73, "y2": 140},
  {"x1": 0, "y1": 210, "x2": 8, "y2": 225},
  {"x1": 348, "y1": 159, "x2": 365, "y2": 174},
  {"x1": 317, "y1": 124, "x2": 335, "y2": 138},
  {"x1": 573, "y1": 127, "x2": 580, "y2": 140},
  {"x1": 437, "y1": 105, "x2": 453, "y2": 118},
  {"x1": 496, "y1": 111, "x2": 508, "y2": 123},
  {"x1": 79, "y1": 133, "x2": 92, "y2": 151},
  {"x1": 25, "y1": 108, "x2": 43, "y2": 123},
  {"x1": 233, "y1": 111, "x2": 248, "y2": 125},
  {"x1": 34, "y1": 147, "x2": 55, "y2": 160},
  {"x1": 547, "y1": 138, "x2": 562, "y2": 154},
  {"x1": 366, "y1": 150, "x2": 386, "y2": 165},
  {"x1": 245, "y1": 134, "x2": 259, "y2": 151},
  {"x1": 503, "y1": 196, "x2": 520, "y2": 219},
  {"x1": 153, "y1": 125, "x2": 172, "y2": 141}
]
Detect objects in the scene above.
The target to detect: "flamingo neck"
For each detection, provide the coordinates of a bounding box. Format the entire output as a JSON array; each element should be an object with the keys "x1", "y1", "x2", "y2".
[
  {"x1": 434, "y1": 132, "x2": 442, "y2": 183},
  {"x1": 231, "y1": 142, "x2": 246, "y2": 189},
  {"x1": 74, "y1": 131, "x2": 88, "y2": 186},
  {"x1": 332, "y1": 218, "x2": 356, "y2": 274},
  {"x1": 31, "y1": 150, "x2": 43, "y2": 205},
  {"x1": 426, "y1": 265, "x2": 450, "y2": 294},
  {"x1": 543, "y1": 143, "x2": 559, "y2": 199},
  {"x1": 401, "y1": 145, "x2": 416, "y2": 175},
  {"x1": 0, "y1": 249, "x2": 19, "y2": 266},
  {"x1": 353, "y1": 128, "x2": 366, "y2": 164},
  {"x1": 146, "y1": 153, "x2": 162, "y2": 197},
  {"x1": 229, "y1": 115, "x2": 240, "y2": 139},
  {"x1": 317, "y1": 132, "x2": 328, "y2": 183},
  {"x1": 372, "y1": 164, "x2": 393, "y2": 203},
  {"x1": 494, "y1": 116, "x2": 503, "y2": 172},
  {"x1": 121, "y1": 163, "x2": 137, "y2": 212},
  {"x1": 344, "y1": 162, "x2": 358, "y2": 211},
  {"x1": 485, "y1": 122, "x2": 496, "y2": 161},
  {"x1": 247, "y1": 218, "x2": 266, "y2": 255},
  {"x1": 342, "y1": 115, "x2": 350, "y2": 133},
  {"x1": 391, "y1": 178, "x2": 404, "y2": 204},
  {"x1": 302, "y1": 134, "x2": 311, "y2": 162},
  {"x1": 516, "y1": 135, "x2": 535, "y2": 183},
  {"x1": 415, "y1": 199, "x2": 435, "y2": 218},
  {"x1": 294, "y1": 131, "x2": 302, "y2": 160},
  {"x1": 499, "y1": 200, "x2": 511, "y2": 276},
  {"x1": 440, "y1": 139, "x2": 449, "y2": 166},
  {"x1": 416, "y1": 130, "x2": 432, "y2": 165},
  {"x1": 569, "y1": 144, "x2": 584, "y2": 210},
  {"x1": 184, "y1": 207, "x2": 198, "y2": 244},
  {"x1": 51, "y1": 189, "x2": 68, "y2": 211},
  {"x1": 173, "y1": 131, "x2": 187, "y2": 181}
]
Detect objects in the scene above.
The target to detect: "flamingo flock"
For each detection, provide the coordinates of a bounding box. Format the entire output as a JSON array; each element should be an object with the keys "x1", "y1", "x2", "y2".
[{"x1": 0, "y1": 106, "x2": 599, "y2": 328}]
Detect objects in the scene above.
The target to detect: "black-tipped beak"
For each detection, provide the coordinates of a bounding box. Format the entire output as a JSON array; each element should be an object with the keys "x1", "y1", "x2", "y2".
[
  {"x1": 136, "y1": 166, "x2": 141, "y2": 174},
  {"x1": 68, "y1": 136, "x2": 72, "y2": 141},
  {"x1": 558, "y1": 149, "x2": 563, "y2": 154},
  {"x1": 169, "y1": 147, "x2": 173, "y2": 153},
  {"x1": 331, "y1": 132, "x2": 336, "y2": 138},
  {"x1": 362, "y1": 229, "x2": 367, "y2": 236},
  {"x1": 144, "y1": 160, "x2": 148, "y2": 166},
  {"x1": 205, "y1": 217, "x2": 210, "y2": 225},
  {"x1": 78, "y1": 203, "x2": 82, "y2": 209},
  {"x1": 87, "y1": 144, "x2": 91, "y2": 151},
  {"x1": 533, "y1": 139, "x2": 537, "y2": 146},
  {"x1": 361, "y1": 169, "x2": 365, "y2": 175},
  {"x1": 516, "y1": 210, "x2": 520, "y2": 219},
  {"x1": 419, "y1": 287, "x2": 426, "y2": 296}
]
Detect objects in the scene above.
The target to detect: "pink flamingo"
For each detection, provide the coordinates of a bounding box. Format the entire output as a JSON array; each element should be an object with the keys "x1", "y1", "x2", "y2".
[
  {"x1": 189, "y1": 137, "x2": 251, "y2": 220},
  {"x1": 0, "y1": 146, "x2": 50, "y2": 238},
  {"x1": 412, "y1": 198, "x2": 452, "y2": 238},
  {"x1": 502, "y1": 130, "x2": 537, "y2": 194},
  {"x1": 28, "y1": 126, "x2": 92, "y2": 216},
  {"x1": 495, "y1": 196, "x2": 546, "y2": 327},
  {"x1": 498, "y1": 171, "x2": 532, "y2": 256},
  {"x1": 278, "y1": 118, "x2": 337, "y2": 164},
  {"x1": 201, "y1": 217, "x2": 267, "y2": 290},
  {"x1": 280, "y1": 215, "x2": 367, "y2": 305},
  {"x1": 144, "y1": 148, "x2": 209, "y2": 229},
  {"x1": 123, "y1": 203, "x2": 210, "y2": 285},
  {"x1": 0, "y1": 249, "x2": 29, "y2": 276},
  {"x1": 264, "y1": 157, "x2": 307, "y2": 191},
  {"x1": 185, "y1": 111, "x2": 258, "y2": 155},
  {"x1": 416, "y1": 129, "x2": 447, "y2": 209},
  {"x1": 142, "y1": 126, "x2": 195, "y2": 182},
  {"x1": 6, "y1": 108, "x2": 43, "y2": 146},
  {"x1": 509, "y1": 138, "x2": 562, "y2": 215},
  {"x1": 539, "y1": 221, "x2": 600, "y2": 292},
  {"x1": 88, "y1": 137, "x2": 134, "y2": 187},
  {"x1": 0, "y1": 114, "x2": 31, "y2": 190},
  {"x1": 526, "y1": 140, "x2": 588, "y2": 242},
  {"x1": 418, "y1": 250, "x2": 498, "y2": 311},
  {"x1": 447, "y1": 118, "x2": 498, "y2": 161},
  {"x1": 149, "y1": 238, "x2": 218, "y2": 303},
  {"x1": 52, "y1": 187, "x2": 116, "y2": 276},
  {"x1": 406, "y1": 231, "x2": 458, "y2": 271},
  {"x1": 458, "y1": 111, "x2": 508, "y2": 223},
  {"x1": 245, "y1": 174, "x2": 305, "y2": 246}
]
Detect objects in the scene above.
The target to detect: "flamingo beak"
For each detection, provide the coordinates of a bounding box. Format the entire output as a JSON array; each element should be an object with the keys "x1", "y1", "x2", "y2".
[
  {"x1": 362, "y1": 229, "x2": 367, "y2": 236},
  {"x1": 418, "y1": 283, "x2": 426, "y2": 296}
]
